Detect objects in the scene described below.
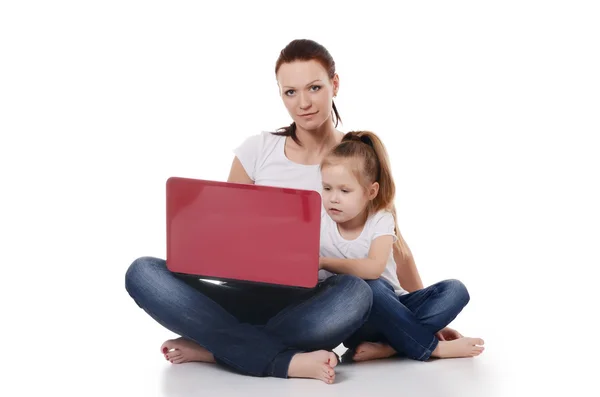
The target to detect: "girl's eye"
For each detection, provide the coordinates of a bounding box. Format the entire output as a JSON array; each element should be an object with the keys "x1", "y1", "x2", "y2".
[
  {"x1": 323, "y1": 187, "x2": 331, "y2": 191},
  {"x1": 285, "y1": 90, "x2": 295, "y2": 96},
  {"x1": 310, "y1": 85, "x2": 321, "y2": 92},
  {"x1": 342, "y1": 190, "x2": 349, "y2": 193}
]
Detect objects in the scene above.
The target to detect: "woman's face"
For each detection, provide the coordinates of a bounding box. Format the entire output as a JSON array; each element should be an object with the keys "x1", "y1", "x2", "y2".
[{"x1": 276, "y1": 60, "x2": 339, "y2": 132}]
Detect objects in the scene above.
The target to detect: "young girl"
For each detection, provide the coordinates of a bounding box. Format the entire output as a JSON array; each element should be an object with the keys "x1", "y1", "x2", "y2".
[{"x1": 318, "y1": 130, "x2": 485, "y2": 362}]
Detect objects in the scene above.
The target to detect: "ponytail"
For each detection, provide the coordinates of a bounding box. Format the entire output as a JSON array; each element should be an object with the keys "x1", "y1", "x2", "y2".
[
  {"x1": 390, "y1": 206, "x2": 411, "y2": 260},
  {"x1": 273, "y1": 121, "x2": 300, "y2": 145}
]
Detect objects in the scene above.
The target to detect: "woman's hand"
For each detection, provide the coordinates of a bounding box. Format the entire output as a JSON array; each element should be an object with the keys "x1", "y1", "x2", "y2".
[{"x1": 435, "y1": 327, "x2": 463, "y2": 341}]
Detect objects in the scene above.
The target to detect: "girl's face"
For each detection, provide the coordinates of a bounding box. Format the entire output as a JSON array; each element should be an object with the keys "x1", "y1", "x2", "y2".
[
  {"x1": 321, "y1": 162, "x2": 378, "y2": 225},
  {"x1": 276, "y1": 60, "x2": 339, "y2": 132}
]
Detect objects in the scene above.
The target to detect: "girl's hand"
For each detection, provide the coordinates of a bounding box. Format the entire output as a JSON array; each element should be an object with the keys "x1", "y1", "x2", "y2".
[{"x1": 435, "y1": 327, "x2": 463, "y2": 341}]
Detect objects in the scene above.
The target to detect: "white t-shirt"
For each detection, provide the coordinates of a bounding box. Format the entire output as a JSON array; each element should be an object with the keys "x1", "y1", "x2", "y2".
[
  {"x1": 319, "y1": 210, "x2": 408, "y2": 296},
  {"x1": 233, "y1": 131, "x2": 323, "y2": 193}
]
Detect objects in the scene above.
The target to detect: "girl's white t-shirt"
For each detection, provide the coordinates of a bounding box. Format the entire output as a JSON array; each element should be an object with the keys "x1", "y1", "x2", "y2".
[{"x1": 319, "y1": 210, "x2": 408, "y2": 296}]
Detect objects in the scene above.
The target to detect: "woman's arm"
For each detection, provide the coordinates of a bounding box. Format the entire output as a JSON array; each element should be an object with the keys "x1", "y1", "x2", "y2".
[
  {"x1": 396, "y1": 239, "x2": 463, "y2": 339},
  {"x1": 393, "y1": 244, "x2": 424, "y2": 292},
  {"x1": 320, "y1": 235, "x2": 394, "y2": 279},
  {"x1": 227, "y1": 157, "x2": 254, "y2": 184}
]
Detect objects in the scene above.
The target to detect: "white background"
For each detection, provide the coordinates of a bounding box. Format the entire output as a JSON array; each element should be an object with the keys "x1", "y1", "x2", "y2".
[{"x1": 1, "y1": 1, "x2": 598, "y2": 396}]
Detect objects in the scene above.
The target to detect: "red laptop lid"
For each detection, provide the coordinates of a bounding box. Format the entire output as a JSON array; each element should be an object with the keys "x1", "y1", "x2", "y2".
[{"x1": 166, "y1": 177, "x2": 321, "y2": 288}]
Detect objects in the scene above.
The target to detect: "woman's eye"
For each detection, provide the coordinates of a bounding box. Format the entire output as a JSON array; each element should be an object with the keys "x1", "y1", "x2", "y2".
[
  {"x1": 285, "y1": 90, "x2": 295, "y2": 96},
  {"x1": 310, "y1": 85, "x2": 321, "y2": 92}
]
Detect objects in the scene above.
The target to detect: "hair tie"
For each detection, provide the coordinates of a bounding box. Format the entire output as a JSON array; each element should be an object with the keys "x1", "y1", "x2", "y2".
[
  {"x1": 360, "y1": 135, "x2": 373, "y2": 147},
  {"x1": 343, "y1": 132, "x2": 374, "y2": 148}
]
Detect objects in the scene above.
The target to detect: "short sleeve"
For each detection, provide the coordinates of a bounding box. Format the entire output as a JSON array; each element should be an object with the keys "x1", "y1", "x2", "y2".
[
  {"x1": 371, "y1": 211, "x2": 398, "y2": 242},
  {"x1": 233, "y1": 133, "x2": 264, "y2": 181}
]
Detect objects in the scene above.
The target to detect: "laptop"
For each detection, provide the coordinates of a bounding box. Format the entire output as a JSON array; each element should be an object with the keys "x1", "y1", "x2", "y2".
[{"x1": 165, "y1": 176, "x2": 322, "y2": 289}]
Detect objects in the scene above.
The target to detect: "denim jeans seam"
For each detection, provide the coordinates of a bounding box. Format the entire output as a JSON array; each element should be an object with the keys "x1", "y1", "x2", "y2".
[
  {"x1": 218, "y1": 349, "x2": 282, "y2": 377},
  {"x1": 266, "y1": 349, "x2": 299, "y2": 378},
  {"x1": 416, "y1": 335, "x2": 438, "y2": 361}
]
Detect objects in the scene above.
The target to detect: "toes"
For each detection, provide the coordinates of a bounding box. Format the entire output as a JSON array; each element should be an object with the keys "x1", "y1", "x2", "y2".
[
  {"x1": 327, "y1": 366, "x2": 335, "y2": 377},
  {"x1": 472, "y1": 347, "x2": 485, "y2": 356},
  {"x1": 161, "y1": 343, "x2": 170, "y2": 354},
  {"x1": 321, "y1": 376, "x2": 334, "y2": 384},
  {"x1": 322, "y1": 367, "x2": 335, "y2": 384},
  {"x1": 166, "y1": 350, "x2": 183, "y2": 360},
  {"x1": 328, "y1": 352, "x2": 339, "y2": 367},
  {"x1": 355, "y1": 342, "x2": 369, "y2": 352},
  {"x1": 353, "y1": 354, "x2": 365, "y2": 362},
  {"x1": 161, "y1": 339, "x2": 176, "y2": 354},
  {"x1": 475, "y1": 338, "x2": 484, "y2": 345},
  {"x1": 172, "y1": 356, "x2": 187, "y2": 364}
]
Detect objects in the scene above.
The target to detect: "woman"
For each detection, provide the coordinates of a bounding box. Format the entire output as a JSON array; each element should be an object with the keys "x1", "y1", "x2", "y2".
[{"x1": 125, "y1": 38, "x2": 371, "y2": 384}]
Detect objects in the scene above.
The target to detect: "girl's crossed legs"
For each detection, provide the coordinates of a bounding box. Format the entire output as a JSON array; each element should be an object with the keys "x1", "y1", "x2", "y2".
[{"x1": 343, "y1": 278, "x2": 484, "y2": 362}]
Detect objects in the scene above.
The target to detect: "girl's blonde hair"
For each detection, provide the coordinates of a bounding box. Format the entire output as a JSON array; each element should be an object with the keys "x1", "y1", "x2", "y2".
[{"x1": 321, "y1": 131, "x2": 410, "y2": 258}]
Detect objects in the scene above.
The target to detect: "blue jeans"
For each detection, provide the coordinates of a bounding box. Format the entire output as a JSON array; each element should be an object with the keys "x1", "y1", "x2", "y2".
[
  {"x1": 124, "y1": 256, "x2": 372, "y2": 378},
  {"x1": 344, "y1": 278, "x2": 470, "y2": 361}
]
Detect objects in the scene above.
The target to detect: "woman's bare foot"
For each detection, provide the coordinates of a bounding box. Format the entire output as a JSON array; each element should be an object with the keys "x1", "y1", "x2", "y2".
[
  {"x1": 431, "y1": 337, "x2": 485, "y2": 359},
  {"x1": 161, "y1": 337, "x2": 216, "y2": 364},
  {"x1": 352, "y1": 342, "x2": 397, "y2": 362},
  {"x1": 288, "y1": 350, "x2": 338, "y2": 384}
]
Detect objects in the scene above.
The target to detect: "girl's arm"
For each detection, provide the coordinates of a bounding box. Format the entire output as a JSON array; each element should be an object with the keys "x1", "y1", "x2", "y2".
[
  {"x1": 393, "y1": 244, "x2": 424, "y2": 292},
  {"x1": 320, "y1": 235, "x2": 395, "y2": 279}
]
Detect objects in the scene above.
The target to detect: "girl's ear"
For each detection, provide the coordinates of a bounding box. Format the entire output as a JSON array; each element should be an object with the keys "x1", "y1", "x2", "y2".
[{"x1": 368, "y1": 182, "x2": 379, "y2": 200}]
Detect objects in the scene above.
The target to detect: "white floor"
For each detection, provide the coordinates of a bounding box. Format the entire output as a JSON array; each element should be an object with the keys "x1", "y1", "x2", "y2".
[
  {"x1": 4, "y1": 249, "x2": 596, "y2": 397},
  {"x1": 1, "y1": 269, "x2": 593, "y2": 397},
  {"x1": 96, "y1": 324, "x2": 589, "y2": 397},
  {"x1": 55, "y1": 276, "x2": 592, "y2": 397},
  {"x1": 127, "y1": 346, "x2": 500, "y2": 397},
  {"x1": 119, "y1": 342, "x2": 504, "y2": 397}
]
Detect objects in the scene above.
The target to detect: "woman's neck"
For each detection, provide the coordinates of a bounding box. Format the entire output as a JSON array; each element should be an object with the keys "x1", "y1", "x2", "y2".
[{"x1": 294, "y1": 120, "x2": 343, "y2": 155}]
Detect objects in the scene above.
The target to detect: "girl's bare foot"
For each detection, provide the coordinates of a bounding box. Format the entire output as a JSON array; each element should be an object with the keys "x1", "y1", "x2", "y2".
[
  {"x1": 288, "y1": 350, "x2": 338, "y2": 384},
  {"x1": 431, "y1": 337, "x2": 485, "y2": 359},
  {"x1": 353, "y1": 342, "x2": 397, "y2": 362},
  {"x1": 161, "y1": 337, "x2": 216, "y2": 364}
]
